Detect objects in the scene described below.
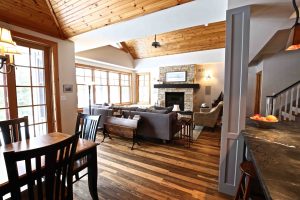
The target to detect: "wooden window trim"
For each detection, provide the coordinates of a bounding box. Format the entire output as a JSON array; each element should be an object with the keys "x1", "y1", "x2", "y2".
[
  {"x1": 136, "y1": 73, "x2": 151, "y2": 104},
  {"x1": 75, "y1": 64, "x2": 132, "y2": 107},
  {"x1": 11, "y1": 31, "x2": 62, "y2": 132}
]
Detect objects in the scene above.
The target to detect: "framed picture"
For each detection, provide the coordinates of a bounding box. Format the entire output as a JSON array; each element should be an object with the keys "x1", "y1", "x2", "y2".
[
  {"x1": 165, "y1": 71, "x2": 186, "y2": 82},
  {"x1": 63, "y1": 84, "x2": 73, "y2": 93}
]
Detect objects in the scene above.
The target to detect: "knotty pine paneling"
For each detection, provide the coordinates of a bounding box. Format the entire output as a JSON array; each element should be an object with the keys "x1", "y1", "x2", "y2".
[
  {"x1": 0, "y1": 0, "x2": 63, "y2": 38},
  {"x1": 48, "y1": 0, "x2": 193, "y2": 37},
  {"x1": 124, "y1": 21, "x2": 226, "y2": 59}
]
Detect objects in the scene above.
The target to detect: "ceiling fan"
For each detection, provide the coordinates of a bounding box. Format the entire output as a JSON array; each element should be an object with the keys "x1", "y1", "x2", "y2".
[{"x1": 152, "y1": 34, "x2": 161, "y2": 48}]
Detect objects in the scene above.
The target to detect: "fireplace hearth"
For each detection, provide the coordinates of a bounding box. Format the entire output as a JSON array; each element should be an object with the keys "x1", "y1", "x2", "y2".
[{"x1": 165, "y1": 92, "x2": 184, "y2": 111}]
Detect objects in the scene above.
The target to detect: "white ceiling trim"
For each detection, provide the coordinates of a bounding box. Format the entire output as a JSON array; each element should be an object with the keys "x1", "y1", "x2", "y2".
[{"x1": 71, "y1": 0, "x2": 227, "y2": 52}]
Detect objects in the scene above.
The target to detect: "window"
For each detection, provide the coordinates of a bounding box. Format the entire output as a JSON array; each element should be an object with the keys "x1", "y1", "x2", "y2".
[
  {"x1": 76, "y1": 68, "x2": 93, "y2": 108},
  {"x1": 109, "y1": 72, "x2": 120, "y2": 104},
  {"x1": 0, "y1": 40, "x2": 55, "y2": 137},
  {"x1": 121, "y1": 74, "x2": 130, "y2": 103},
  {"x1": 94, "y1": 71, "x2": 108, "y2": 104},
  {"x1": 75, "y1": 65, "x2": 132, "y2": 108},
  {"x1": 137, "y1": 73, "x2": 150, "y2": 104}
]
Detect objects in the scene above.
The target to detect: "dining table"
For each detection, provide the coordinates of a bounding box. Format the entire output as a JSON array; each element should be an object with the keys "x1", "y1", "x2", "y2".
[{"x1": 0, "y1": 132, "x2": 99, "y2": 200}]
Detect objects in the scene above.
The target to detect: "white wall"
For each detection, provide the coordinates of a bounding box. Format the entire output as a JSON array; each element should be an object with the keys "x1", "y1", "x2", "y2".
[
  {"x1": 0, "y1": 21, "x2": 77, "y2": 135},
  {"x1": 135, "y1": 49, "x2": 225, "y2": 70},
  {"x1": 76, "y1": 46, "x2": 134, "y2": 68},
  {"x1": 228, "y1": 0, "x2": 299, "y2": 63},
  {"x1": 197, "y1": 63, "x2": 225, "y2": 107},
  {"x1": 260, "y1": 50, "x2": 300, "y2": 114}
]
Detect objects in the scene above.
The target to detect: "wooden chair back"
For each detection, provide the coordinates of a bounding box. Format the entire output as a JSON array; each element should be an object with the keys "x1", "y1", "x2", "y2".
[
  {"x1": 0, "y1": 116, "x2": 29, "y2": 146},
  {"x1": 3, "y1": 133, "x2": 80, "y2": 200},
  {"x1": 75, "y1": 113, "x2": 101, "y2": 141}
]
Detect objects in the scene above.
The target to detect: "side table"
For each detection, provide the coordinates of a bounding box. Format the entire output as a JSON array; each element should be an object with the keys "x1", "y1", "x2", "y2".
[{"x1": 177, "y1": 117, "x2": 193, "y2": 148}]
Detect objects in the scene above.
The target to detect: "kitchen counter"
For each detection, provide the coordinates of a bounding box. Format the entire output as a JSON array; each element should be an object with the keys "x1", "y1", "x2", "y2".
[{"x1": 242, "y1": 119, "x2": 300, "y2": 200}]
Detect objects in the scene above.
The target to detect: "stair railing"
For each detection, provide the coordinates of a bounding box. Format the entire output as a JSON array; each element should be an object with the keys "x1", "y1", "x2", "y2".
[{"x1": 266, "y1": 80, "x2": 300, "y2": 121}]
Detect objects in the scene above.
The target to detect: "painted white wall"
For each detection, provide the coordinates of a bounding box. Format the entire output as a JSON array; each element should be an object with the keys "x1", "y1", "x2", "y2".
[
  {"x1": 260, "y1": 50, "x2": 300, "y2": 114},
  {"x1": 228, "y1": 0, "x2": 299, "y2": 63},
  {"x1": 135, "y1": 49, "x2": 225, "y2": 70},
  {"x1": 76, "y1": 46, "x2": 134, "y2": 68},
  {"x1": 70, "y1": 0, "x2": 227, "y2": 52},
  {"x1": 0, "y1": 21, "x2": 77, "y2": 135},
  {"x1": 198, "y1": 63, "x2": 225, "y2": 107}
]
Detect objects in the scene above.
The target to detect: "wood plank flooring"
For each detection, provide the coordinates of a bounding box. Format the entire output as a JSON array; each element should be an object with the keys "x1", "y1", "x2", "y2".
[{"x1": 73, "y1": 128, "x2": 231, "y2": 200}]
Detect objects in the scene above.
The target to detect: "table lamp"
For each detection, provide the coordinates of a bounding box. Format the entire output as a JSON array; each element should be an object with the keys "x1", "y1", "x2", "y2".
[{"x1": 172, "y1": 104, "x2": 180, "y2": 112}]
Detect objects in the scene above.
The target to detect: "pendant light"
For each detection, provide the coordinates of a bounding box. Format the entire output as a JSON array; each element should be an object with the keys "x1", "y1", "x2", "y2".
[
  {"x1": 286, "y1": 0, "x2": 300, "y2": 50},
  {"x1": 152, "y1": 34, "x2": 161, "y2": 48}
]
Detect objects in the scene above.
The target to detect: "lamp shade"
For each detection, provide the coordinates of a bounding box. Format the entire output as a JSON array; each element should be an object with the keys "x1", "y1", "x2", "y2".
[
  {"x1": 172, "y1": 104, "x2": 180, "y2": 112},
  {"x1": 286, "y1": 24, "x2": 300, "y2": 50},
  {"x1": 0, "y1": 28, "x2": 15, "y2": 48}
]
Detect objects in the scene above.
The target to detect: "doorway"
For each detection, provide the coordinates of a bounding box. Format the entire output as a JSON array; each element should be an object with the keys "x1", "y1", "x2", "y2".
[{"x1": 254, "y1": 71, "x2": 262, "y2": 114}]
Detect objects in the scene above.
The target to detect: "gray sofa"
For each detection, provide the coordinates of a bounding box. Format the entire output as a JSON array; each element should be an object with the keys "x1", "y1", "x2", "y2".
[
  {"x1": 83, "y1": 105, "x2": 179, "y2": 141},
  {"x1": 123, "y1": 110, "x2": 179, "y2": 141}
]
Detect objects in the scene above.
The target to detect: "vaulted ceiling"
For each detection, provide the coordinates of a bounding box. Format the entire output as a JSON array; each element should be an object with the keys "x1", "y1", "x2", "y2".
[
  {"x1": 0, "y1": 0, "x2": 192, "y2": 38},
  {"x1": 0, "y1": 0, "x2": 64, "y2": 38},
  {"x1": 123, "y1": 21, "x2": 226, "y2": 59}
]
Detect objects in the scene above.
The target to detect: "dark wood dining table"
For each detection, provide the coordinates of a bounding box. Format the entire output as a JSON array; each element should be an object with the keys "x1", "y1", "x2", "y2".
[{"x1": 0, "y1": 132, "x2": 99, "y2": 200}]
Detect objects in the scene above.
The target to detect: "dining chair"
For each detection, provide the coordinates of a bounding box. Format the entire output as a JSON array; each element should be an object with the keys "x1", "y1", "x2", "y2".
[
  {"x1": 0, "y1": 116, "x2": 29, "y2": 146},
  {"x1": 73, "y1": 113, "x2": 101, "y2": 182},
  {"x1": 3, "y1": 132, "x2": 80, "y2": 200}
]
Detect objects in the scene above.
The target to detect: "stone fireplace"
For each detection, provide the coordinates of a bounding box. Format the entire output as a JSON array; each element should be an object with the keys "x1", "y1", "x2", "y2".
[{"x1": 157, "y1": 64, "x2": 200, "y2": 111}]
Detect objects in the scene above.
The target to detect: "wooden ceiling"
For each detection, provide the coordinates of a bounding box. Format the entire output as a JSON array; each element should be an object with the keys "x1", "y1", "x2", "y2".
[
  {"x1": 123, "y1": 21, "x2": 226, "y2": 59},
  {"x1": 50, "y1": 0, "x2": 192, "y2": 37},
  {"x1": 0, "y1": 0, "x2": 64, "y2": 38},
  {"x1": 0, "y1": 0, "x2": 192, "y2": 38}
]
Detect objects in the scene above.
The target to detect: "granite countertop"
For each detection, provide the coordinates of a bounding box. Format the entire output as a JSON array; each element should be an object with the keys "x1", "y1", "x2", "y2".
[{"x1": 242, "y1": 119, "x2": 300, "y2": 200}]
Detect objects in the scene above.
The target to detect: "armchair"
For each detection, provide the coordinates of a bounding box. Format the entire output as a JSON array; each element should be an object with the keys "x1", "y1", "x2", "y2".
[{"x1": 193, "y1": 101, "x2": 223, "y2": 128}]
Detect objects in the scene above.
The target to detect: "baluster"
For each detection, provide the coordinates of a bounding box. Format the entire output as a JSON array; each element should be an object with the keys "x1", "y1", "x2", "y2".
[
  {"x1": 279, "y1": 94, "x2": 283, "y2": 121},
  {"x1": 284, "y1": 91, "x2": 289, "y2": 120},
  {"x1": 290, "y1": 87, "x2": 295, "y2": 120},
  {"x1": 272, "y1": 97, "x2": 276, "y2": 116},
  {"x1": 296, "y1": 84, "x2": 300, "y2": 115}
]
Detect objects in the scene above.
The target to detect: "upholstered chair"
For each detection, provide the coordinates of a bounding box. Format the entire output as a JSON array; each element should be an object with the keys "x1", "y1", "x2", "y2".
[{"x1": 193, "y1": 101, "x2": 223, "y2": 128}]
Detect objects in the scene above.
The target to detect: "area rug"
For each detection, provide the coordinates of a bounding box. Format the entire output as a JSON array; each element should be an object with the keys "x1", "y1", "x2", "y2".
[{"x1": 193, "y1": 125, "x2": 203, "y2": 140}]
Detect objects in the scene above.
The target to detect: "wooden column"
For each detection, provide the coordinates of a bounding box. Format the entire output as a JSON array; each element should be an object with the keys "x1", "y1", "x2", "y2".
[{"x1": 218, "y1": 6, "x2": 251, "y2": 195}]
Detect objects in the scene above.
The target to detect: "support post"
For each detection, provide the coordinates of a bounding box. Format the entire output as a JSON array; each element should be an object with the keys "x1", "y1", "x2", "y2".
[{"x1": 219, "y1": 6, "x2": 250, "y2": 195}]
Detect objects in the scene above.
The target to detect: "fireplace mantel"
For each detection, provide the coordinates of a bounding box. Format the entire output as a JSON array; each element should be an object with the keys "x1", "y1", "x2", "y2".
[{"x1": 154, "y1": 84, "x2": 200, "y2": 89}]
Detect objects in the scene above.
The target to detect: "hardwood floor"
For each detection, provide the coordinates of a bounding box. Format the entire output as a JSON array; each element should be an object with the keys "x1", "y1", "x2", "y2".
[{"x1": 73, "y1": 128, "x2": 231, "y2": 200}]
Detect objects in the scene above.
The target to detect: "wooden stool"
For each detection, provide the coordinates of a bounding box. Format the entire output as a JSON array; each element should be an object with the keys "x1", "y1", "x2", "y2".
[{"x1": 234, "y1": 161, "x2": 257, "y2": 200}]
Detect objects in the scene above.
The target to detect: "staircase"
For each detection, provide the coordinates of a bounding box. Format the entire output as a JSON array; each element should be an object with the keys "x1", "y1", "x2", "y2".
[{"x1": 266, "y1": 80, "x2": 300, "y2": 121}]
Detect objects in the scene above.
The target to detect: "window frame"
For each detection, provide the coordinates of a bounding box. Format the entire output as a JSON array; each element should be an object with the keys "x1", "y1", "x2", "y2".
[
  {"x1": 75, "y1": 64, "x2": 132, "y2": 109},
  {"x1": 136, "y1": 73, "x2": 151, "y2": 104}
]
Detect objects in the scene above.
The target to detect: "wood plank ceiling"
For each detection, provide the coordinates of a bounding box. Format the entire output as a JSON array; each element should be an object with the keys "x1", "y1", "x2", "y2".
[
  {"x1": 0, "y1": 0, "x2": 192, "y2": 39},
  {"x1": 49, "y1": 0, "x2": 192, "y2": 38},
  {"x1": 0, "y1": 0, "x2": 64, "y2": 38},
  {"x1": 123, "y1": 21, "x2": 226, "y2": 59}
]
